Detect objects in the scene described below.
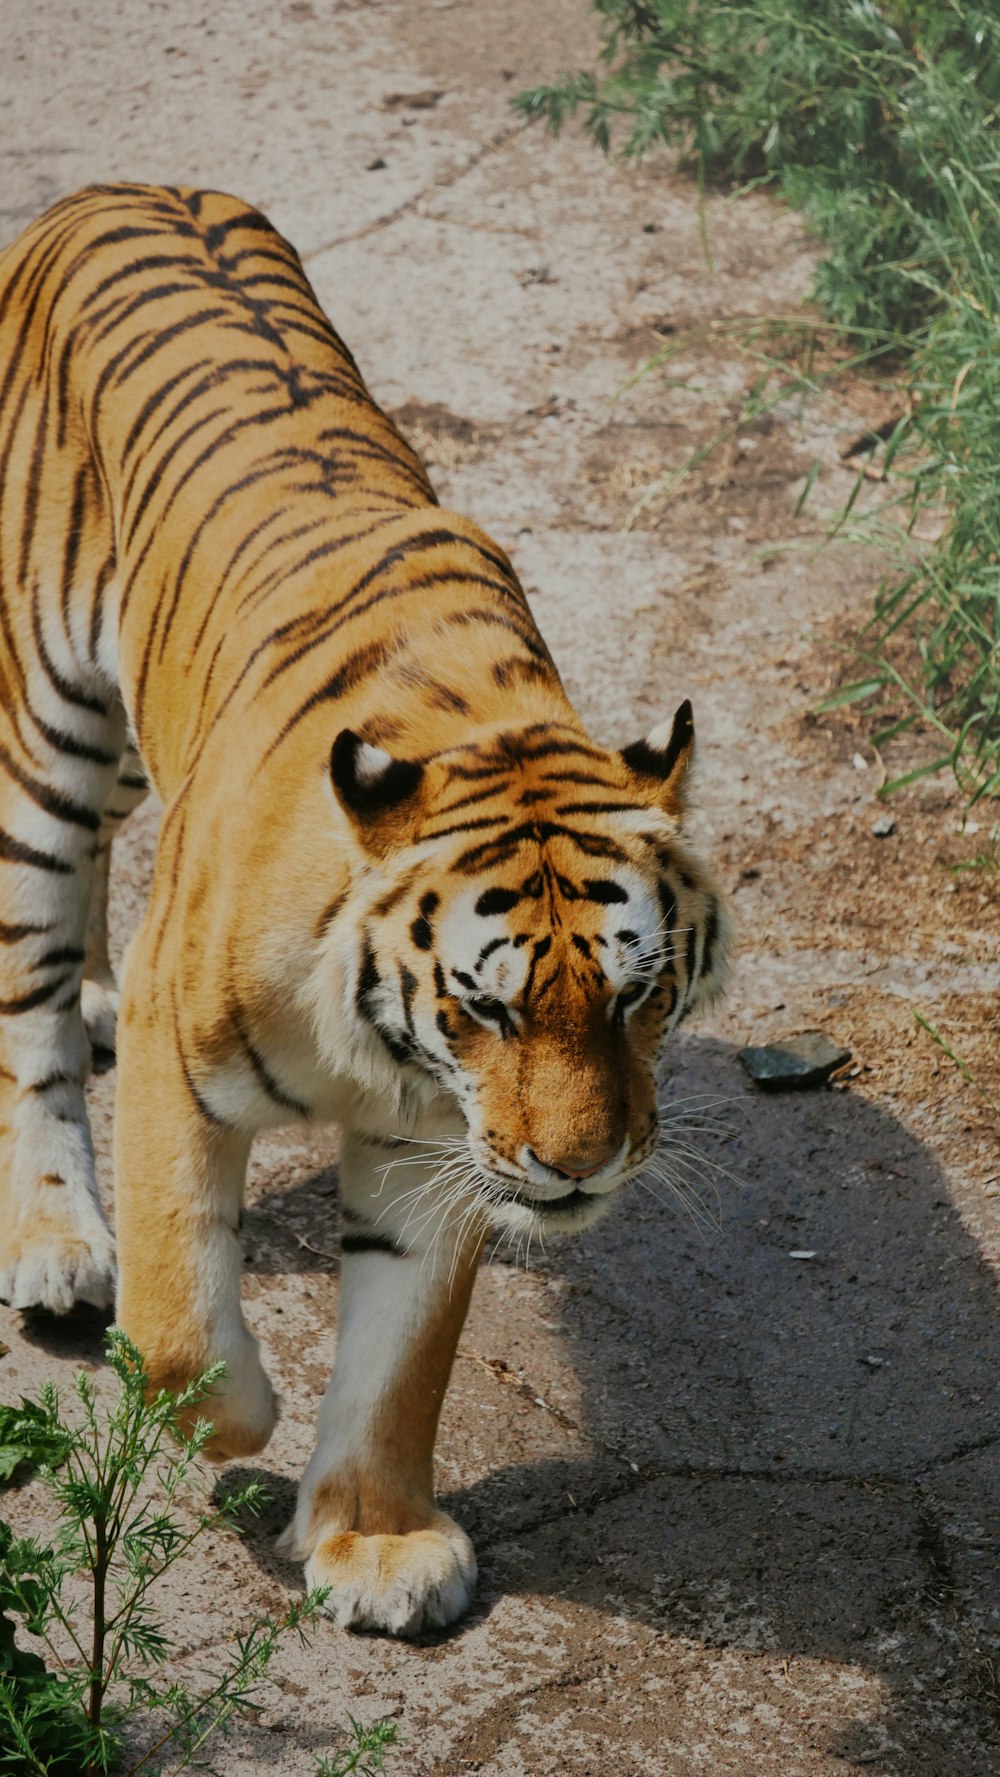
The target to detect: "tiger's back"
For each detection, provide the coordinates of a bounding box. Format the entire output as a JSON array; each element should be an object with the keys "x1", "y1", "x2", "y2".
[{"x1": 0, "y1": 185, "x2": 729, "y2": 1636}]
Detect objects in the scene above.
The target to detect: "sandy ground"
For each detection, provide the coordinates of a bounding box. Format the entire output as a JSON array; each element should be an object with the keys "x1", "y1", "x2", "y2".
[{"x1": 2, "y1": 1, "x2": 1000, "y2": 1773}]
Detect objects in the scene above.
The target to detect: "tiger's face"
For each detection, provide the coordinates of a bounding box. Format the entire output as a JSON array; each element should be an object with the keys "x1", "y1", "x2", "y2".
[{"x1": 326, "y1": 708, "x2": 729, "y2": 1235}]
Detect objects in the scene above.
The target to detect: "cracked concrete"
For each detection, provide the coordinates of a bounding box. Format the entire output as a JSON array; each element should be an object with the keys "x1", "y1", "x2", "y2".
[{"x1": 2, "y1": 0, "x2": 999, "y2": 1773}]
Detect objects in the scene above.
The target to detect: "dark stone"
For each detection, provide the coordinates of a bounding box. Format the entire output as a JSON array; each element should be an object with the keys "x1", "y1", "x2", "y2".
[{"x1": 738, "y1": 1032, "x2": 852, "y2": 1090}]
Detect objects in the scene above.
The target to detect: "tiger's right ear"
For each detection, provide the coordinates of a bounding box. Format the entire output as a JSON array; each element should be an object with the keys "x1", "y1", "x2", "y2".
[
  {"x1": 330, "y1": 731, "x2": 424, "y2": 838},
  {"x1": 619, "y1": 699, "x2": 695, "y2": 816}
]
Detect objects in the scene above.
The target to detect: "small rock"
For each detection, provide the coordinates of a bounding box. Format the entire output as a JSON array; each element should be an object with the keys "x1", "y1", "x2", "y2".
[
  {"x1": 739, "y1": 1031, "x2": 852, "y2": 1090},
  {"x1": 789, "y1": 1250, "x2": 817, "y2": 1261},
  {"x1": 365, "y1": 156, "x2": 387, "y2": 171},
  {"x1": 853, "y1": 752, "x2": 868, "y2": 771},
  {"x1": 871, "y1": 814, "x2": 895, "y2": 837},
  {"x1": 860, "y1": 1354, "x2": 886, "y2": 1368},
  {"x1": 382, "y1": 88, "x2": 445, "y2": 111}
]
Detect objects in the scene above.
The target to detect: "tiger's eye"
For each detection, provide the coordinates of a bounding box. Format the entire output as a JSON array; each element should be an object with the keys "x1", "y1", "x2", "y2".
[{"x1": 471, "y1": 997, "x2": 505, "y2": 1020}]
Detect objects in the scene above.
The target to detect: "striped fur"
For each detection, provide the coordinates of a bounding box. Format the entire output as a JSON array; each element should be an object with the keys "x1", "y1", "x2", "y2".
[{"x1": 0, "y1": 185, "x2": 729, "y2": 1634}]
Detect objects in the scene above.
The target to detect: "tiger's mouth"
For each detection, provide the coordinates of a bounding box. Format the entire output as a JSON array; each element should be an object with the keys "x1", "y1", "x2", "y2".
[{"x1": 495, "y1": 1181, "x2": 595, "y2": 1217}]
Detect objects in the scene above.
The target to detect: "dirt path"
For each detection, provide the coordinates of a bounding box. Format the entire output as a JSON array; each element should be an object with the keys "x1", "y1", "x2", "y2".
[{"x1": 2, "y1": 3, "x2": 999, "y2": 1773}]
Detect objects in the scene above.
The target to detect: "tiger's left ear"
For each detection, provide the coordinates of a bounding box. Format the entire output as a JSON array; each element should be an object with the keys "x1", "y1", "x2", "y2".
[
  {"x1": 619, "y1": 699, "x2": 695, "y2": 815},
  {"x1": 330, "y1": 730, "x2": 424, "y2": 849}
]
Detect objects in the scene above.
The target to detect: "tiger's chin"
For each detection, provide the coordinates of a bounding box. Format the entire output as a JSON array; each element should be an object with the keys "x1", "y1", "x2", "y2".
[{"x1": 487, "y1": 1178, "x2": 619, "y2": 1238}]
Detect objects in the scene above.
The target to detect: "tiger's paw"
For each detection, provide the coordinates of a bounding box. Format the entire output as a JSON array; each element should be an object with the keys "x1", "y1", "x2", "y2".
[
  {"x1": 81, "y1": 979, "x2": 119, "y2": 1075},
  {"x1": 189, "y1": 1343, "x2": 278, "y2": 1463},
  {"x1": 289, "y1": 1512, "x2": 477, "y2": 1637},
  {"x1": 0, "y1": 1202, "x2": 116, "y2": 1315}
]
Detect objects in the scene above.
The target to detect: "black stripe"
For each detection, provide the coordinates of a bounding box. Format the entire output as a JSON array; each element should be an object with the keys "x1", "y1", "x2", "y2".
[
  {"x1": 420, "y1": 814, "x2": 508, "y2": 843},
  {"x1": 584, "y1": 879, "x2": 628, "y2": 905},
  {"x1": 0, "y1": 383, "x2": 33, "y2": 697},
  {"x1": 0, "y1": 743, "x2": 101, "y2": 831},
  {"x1": 90, "y1": 279, "x2": 205, "y2": 345},
  {"x1": 701, "y1": 903, "x2": 720, "y2": 981},
  {"x1": 258, "y1": 638, "x2": 398, "y2": 766},
  {"x1": 259, "y1": 533, "x2": 523, "y2": 690},
  {"x1": 534, "y1": 965, "x2": 560, "y2": 1004},
  {"x1": 82, "y1": 251, "x2": 203, "y2": 316},
  {"x1": 229, "y1": 514, "x2": 348, "y2": 616},
  {"x1": 432, "y1": 783, "x2": 509, "y2": 819},
  {"x1": 113, "y1": 305, "x2": 231, "y2": 388},
  {"x1": 341, "y1": 1232, "x2": 406, "y2": 1258},
  {"x1": 201, "y1": 208, "x2": 276, "y2": 254},
  {"x1": 0, "y1": 919, "x2": 55, "y2": 942},
  {"x1": 31, "y1": 585, "x2": 108, "y2": 715},
  {"x1": 229, "y1": 997, "x2": 310, "y2": 1118},
  {"x1": 28, "y1": 705, "x2": 118, "y2": 766},
  {"x1": 444, "y1": 606, "x2": 551, "y2": 662},
  {"x1": 174, "y1": 1015, "x2": 228, "y2": 1127},
  {"x1": 541, "y1": 770, "x2": 617, "y2": 787},
  {"x1": 0, "y1": 828, "x2": 73, "y2": 875},
  {"x1": 523, "y1": 935, "x2": 552, "y2": 1001},
  {"x1": 124, "y1": 398, "x2": 231, "y2": 552},
  {"x1": 201, "y1": 506, "x2": 289, "y2": 622},
  {"x1": 153, "y1": 463, "x2": 292, "y2": 668},
  {"x1": 121, "y1": 364, "x2": 235, "y2": 511},
  {"x1": 18, "y1": 400, "x2": 49, "y2": 588},
  {"x1": 476, "y1": 886, "x2": 520, "y2": 917},
  {"x1": 456, "y1": 822, "x2": 627, "y2": 873},
  {"x1": 59, "y1": 222, "x2": 179, "y2": 287},
  {"x1": 356, "y1": 939, "x2": 381, "y2": 1021},
  {"x1": 87, "y1": 551, "x2": 117, "y2": 661},
  {"x1": 35, "y1": 946, "x2": 85, "y2": 969},
  {"x1": 496, "y1": 732, "x2": 606, "y2": 767},
  {"x1": 556, "y1": 801, "x2": 640, "y2": 817},
  {"x1": 658, "y1": 879, "x2": 678, "y2": 933},
  {"x1": 0, "y1": 973, "x2": 73, "y2": 1016},
  {"x1": 477, "y1": 937, "x2": 509, "y2": 965},
  {"x1": 399, "y1": 964, "x2": 418, "y2": 1036},
  {"x1": 28, "y1": 1070, "x2": 79, "y2": 1094},
  {"x1": 120, "y1": 355, "x2": 213, "y2": 461}
]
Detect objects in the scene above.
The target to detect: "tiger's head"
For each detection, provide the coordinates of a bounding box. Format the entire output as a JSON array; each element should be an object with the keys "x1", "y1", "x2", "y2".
[{"x1": 321, "y1": 705, "x2": 730, "y2": 1236}]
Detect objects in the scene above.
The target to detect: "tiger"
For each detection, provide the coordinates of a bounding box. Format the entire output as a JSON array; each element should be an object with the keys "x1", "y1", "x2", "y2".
[{"x1": 0, "y1": 184, "x2": 729, "y2": 1635}]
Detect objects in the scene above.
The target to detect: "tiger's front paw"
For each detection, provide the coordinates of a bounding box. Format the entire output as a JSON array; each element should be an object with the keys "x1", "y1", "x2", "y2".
[
  {"x1": 0, "y1": 1201, "x2": 116, "y2": 1315},
  {"x1": 200, "y1": 1373, "x2": 278, "y2": 1463},
  {"x1": 294, "y1": 1511, "x2": 477, "y2": 1636},
  {"x1": 144, "y1": 1337, "x2": 278, "y2": 1462}
]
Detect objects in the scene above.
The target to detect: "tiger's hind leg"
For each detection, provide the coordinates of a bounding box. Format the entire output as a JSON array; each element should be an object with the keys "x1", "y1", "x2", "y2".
[
  {"x1": 81, "y1": 741, "x2": 150, "y2": 1074},
  {"x1": 0, "y1": 698, "x2": 127, "y2": 1314}
]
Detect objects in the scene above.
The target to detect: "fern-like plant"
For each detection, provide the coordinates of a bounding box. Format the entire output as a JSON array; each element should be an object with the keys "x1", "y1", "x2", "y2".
[{"x1": 0, "y1": 1332, "x2": 392, "y2": 1776}]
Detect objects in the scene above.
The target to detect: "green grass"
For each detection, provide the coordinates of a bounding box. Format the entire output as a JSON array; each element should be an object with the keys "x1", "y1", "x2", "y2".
[
  {"x1": 0, "y1": 1333, "x2": 397, "y2": 1776},
  {"x1": 516, "y1": 1, "x2": 1000, "y2": 808}
]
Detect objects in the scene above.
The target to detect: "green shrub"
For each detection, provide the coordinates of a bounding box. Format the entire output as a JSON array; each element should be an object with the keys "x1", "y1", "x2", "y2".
[{"x1": 0, "y1": 1333, "x2": 396, "y2": 1776}]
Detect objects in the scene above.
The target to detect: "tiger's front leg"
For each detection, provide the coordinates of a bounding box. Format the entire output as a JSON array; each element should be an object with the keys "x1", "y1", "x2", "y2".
[
  {"x1": 113, "y1": 939, "x2": 277, "y2": 1460},
  {"x1": 281, "y1": 1130, "x2": 484, "y2": 1636}
]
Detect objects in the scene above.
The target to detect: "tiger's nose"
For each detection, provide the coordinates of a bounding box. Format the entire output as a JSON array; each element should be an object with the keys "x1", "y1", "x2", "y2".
[{"x1": 526, "y1": 1147, "x2": 606, "y2": 1182}]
